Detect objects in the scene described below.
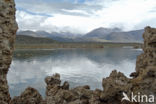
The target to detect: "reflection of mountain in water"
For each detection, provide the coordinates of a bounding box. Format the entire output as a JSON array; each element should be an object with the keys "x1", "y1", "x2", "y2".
[
  {"x1": 14, "y1": 48, "x2": 142, "y2": 64},
  {"x1": 13, "y1": 49, "x2": 56, "y2": 61}
]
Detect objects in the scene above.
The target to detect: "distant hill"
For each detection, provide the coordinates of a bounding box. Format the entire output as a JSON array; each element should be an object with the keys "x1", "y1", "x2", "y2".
[
  {"x1": 105, "y1": 29, "x2": 144, "y2": 42},
  {"x1": 15, "y1": 35, "x2": 57, "y2": 44},
  {"x1": 84, "y1": 27, "x2": 122, "y2": 38},
  {"x1": 83, "y1": 27, "x2": 144, "y2": 43}
]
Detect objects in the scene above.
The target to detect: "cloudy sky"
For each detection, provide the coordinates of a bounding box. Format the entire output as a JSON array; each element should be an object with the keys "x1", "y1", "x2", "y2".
[{"x1": 15, "y1": 0, "x2": 156, "y2": 34}]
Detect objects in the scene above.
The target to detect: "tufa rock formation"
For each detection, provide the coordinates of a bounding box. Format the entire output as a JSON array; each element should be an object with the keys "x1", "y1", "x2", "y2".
[
  {"x1": 0, "y1": 0, "x2": 156, "y2": 103},
  {"x1": 131, "y1": 26, "x2": 156, "y2": 100},
  {"x1": 0, "y1": 0, "x2": 18, "y2": 104},
  {"x1": 45, "y1": 73, "x2": 93, "y2": 104},
  {"x1": 10, "y1": 87, "x2": 43, "y2": 104}
]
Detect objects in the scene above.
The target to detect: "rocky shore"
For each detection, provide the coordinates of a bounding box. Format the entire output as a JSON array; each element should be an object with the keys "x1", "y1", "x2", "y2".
[{"x1": 0, "y1": 0, "x2": 156, "y2": 104}]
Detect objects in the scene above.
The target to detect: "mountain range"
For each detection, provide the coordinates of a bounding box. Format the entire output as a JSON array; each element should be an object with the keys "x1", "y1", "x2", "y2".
[{"x1": 17, "y1": 27, "x2": 144, "y2": 43}]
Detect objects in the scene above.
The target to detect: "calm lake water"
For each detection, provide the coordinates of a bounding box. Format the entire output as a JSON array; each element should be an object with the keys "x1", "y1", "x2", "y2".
[{"x1": 7, "y1": 48, "x2": 142, "y2": 97}]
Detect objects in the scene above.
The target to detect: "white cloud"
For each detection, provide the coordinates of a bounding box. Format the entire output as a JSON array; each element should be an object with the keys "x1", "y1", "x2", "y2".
[
  {"x1": 16, "y1": 0, "x2": 156, "y2": 34},
  {"x1": 40, "y1": 14, "x2": 102, "y2": 33},
  {"x1": 61, "y1": 9, "x2": 90, "y2": 16},
  {"x1": 16, "y1": 11, "x2": 48, "y2": 31},
  {"x1": 95, "y1": 0, "x2": 156, "y2": 30}
]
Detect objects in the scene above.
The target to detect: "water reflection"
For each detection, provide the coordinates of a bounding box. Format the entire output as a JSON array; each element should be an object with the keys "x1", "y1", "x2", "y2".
[{"x1": 8, "y1": 48, "x2": 142, "y2": 97}]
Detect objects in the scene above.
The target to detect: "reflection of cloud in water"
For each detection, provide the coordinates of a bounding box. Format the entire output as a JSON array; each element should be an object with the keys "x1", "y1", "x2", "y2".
[
  {"x1": 8, "y1": 48, "x2": 142, "y2": 97},
  {"x1": 48, "y1": 57, "x2": 135, "y2": 79},
  {"x1": 8, "y1": 55, "x2": 136, "y2": 97},
  {"x1": 48, "y1": 57, "x2": 136, "y2": 90}
]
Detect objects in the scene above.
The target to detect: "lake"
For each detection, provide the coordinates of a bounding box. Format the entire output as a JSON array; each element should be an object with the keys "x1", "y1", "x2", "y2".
[{"x1": 7, "y1": 48, "x2": 142, "y2": 97}]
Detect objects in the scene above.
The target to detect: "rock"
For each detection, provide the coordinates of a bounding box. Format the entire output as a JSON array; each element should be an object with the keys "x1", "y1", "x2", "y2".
[
  {"x1": 82, "y1": 85, "x2": 90, "y2": 89},
  {"x1": 45, "y1": 74, "x2": 94, "y2": 104},
  {"x1": 62, "y1": 81, "x2": 69, "y2": 90},
  {"x1": 147, "y1": 69, "x2": 156, "y2": 78},
  {"x1": 72, "y1": 86, "x2": 93, "y2": 99},
  {"x1": 132, "y1": 26, "x2": 156, "y2": 98},
  {"x1": 45, "y1": 73, "x2": 61, "y2": 86},
  {"x1": 130, "y1": 72, "x2": 138, "y2": 78},
  {"x1": 136, "y1": 26, "x2": 156, "y2": 74},
  {"x1": 0, "y1": 0, "x2": 18, "y2": 103},
  {"x1": 0, "y1": 28, "x2": 2, "y2": 33},
  {"x1": 45, "y1": 73, "x2": 61, "y2": 97},
  {"x1": 10, "y1": 87, "x2": 43, "y2": 104},
  {"x1": 89, "y1": 89, "x2": 102, "y2": 104},
  {"x1": 101, "y1": 70, "x2": 131, "y2": 103}
]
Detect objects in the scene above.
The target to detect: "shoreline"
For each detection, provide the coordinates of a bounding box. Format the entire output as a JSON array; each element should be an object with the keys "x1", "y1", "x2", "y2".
[{"x1": 15, "y1": 42, "x2": 142, "y2": 49}]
